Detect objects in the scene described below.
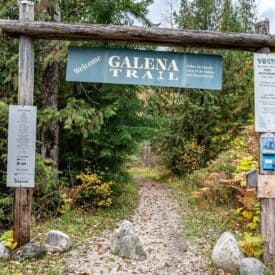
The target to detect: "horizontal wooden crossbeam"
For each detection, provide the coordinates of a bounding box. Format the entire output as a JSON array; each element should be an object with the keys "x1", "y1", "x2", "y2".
[{"x1": 0, "y1": 19, "x2": 275, "y2": 51}]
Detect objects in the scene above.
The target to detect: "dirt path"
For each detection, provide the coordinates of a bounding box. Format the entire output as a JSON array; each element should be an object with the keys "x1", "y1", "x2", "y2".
[{"x1": 65, "y1": 177, "x2": 209, "y2": 274}]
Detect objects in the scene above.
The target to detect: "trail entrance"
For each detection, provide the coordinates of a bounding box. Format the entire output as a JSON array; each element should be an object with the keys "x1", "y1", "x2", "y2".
[{"x1": 1, "y1": 0, "x2": 275, "y2": 266}]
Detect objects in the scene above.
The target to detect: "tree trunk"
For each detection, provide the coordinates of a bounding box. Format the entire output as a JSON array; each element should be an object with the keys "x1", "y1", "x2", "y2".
[
  {"x1": 41, "y1": 61, "x2": 59, "y2": 168},
  {"x1": 40, "y1": 6, "x2": 61, "y2": 169}
]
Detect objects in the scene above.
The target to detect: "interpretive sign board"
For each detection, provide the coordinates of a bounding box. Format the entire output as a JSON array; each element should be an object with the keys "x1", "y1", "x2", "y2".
[
  {"x1": 7, "y1": 105, "x2": 37, "y2": 188},
  {"x1": 254, "y1": 53, "x2": 275, "y2": 132},
  {"x1": 66, "y1": 47, "x2": 223, "y2": 90}
]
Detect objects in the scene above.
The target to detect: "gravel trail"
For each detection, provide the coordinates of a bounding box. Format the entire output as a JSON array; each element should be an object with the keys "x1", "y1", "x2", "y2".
[{"x1": 65, "y1": 177, "x2": 210, "y2": 274}]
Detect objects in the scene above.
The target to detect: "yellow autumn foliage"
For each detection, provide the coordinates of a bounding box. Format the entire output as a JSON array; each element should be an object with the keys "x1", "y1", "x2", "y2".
[
  {"x1": 239, "y1": 232, "x2": 264, "y2": 257},
  {"x1": 0, "y1": 231, "x2": 17, "y2": 250},
  {"x1": 76, "y1": 172, "x2": 114, "y2": 207},
  {"x1": 234, "y1": 202, "x2": 263, "y2": 257},
  {"x1": 233, "y1": 156, "x2": 257, "y2": 187},
  {"x1": 242, "y1": 210, "x2": 253, "y2": 221}
]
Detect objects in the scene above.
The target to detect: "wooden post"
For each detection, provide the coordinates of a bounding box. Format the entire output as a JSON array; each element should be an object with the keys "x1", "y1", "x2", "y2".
[
  {"x1": 255, "y1": 19, "x2": 275, "y2": 267},
  {"x1": 1, "y1": 20, "x2": 275, "y2": 51},
  {"x1": 13, "y1": 0, "x2": 34, "y2": 247}
]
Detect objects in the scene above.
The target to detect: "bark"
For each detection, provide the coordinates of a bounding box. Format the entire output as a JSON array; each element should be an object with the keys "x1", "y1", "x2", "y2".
[
  {"x1": 41, "y1": 61, "x2": 59, "y2": 168},
  {"x1": 40, "y1": 6, "x2": 60, "y2": 169},
  {"x1": 0, "y1": 19, "x2": 275, "y2": 51},
  {"x1": 13, "y1": 0, "x2": 34, "y2": 248},
  {"x1": 255, "y1": 19, "x2": 275, "y2": 268}
]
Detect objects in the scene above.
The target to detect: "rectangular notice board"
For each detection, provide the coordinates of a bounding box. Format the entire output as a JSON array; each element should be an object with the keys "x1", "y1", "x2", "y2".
[
  {"x1": 66, "y1": 47, "x2": 223, "y2": 90},
  {"x1": 7, "y1": 105, "x2": 37, "y2": 188},
  {"x1": 254, "y1": 53, "x2": 275, "y2": 132}
]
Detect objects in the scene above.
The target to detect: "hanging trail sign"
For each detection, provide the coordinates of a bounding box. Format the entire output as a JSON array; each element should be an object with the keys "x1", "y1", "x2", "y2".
[
  {"x1": 254, "y1": 53, "x2": 275, "y2": 132},
  {"x1": 7, "y1": 105, "x2": 37, "y2": 188},
  {"x1": 66, "y1": 47, "x2": 223, "y2": 90}
]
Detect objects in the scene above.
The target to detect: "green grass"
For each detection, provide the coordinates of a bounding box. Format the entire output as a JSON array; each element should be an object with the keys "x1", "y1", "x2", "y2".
[
  {"x1": 163, "y1": 173, "x2": 233, "y2": 244},
  {"x1": 0, "y1": 180, "x2": 138, "y2": 274},
  {"x1": 129, "y1": 166, "x2": 168, "y2": 181}
]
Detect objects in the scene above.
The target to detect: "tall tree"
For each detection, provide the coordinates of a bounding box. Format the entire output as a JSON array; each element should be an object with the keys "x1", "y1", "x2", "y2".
[
  {"x1": 38, "y1": 0, "x2": 61, "y2": 168},
  {"x1": 0, "y1": 0, "x2": 154, "y2": 181},
  {"x1": 34, "y1": 0, "x2": 153, "y2": 173},
  {"x1": 36, "y1": 0, "x2": 154, "y2": 179},
  {"x1": 177, "y1": 0, "x2": 223, "y2": 30},
  {"x1": 150, "y1": 0, "x2": 256, "y2": 174},
  {"x1": 237, "y1": 0, "x2": 256, "y2": 33}
]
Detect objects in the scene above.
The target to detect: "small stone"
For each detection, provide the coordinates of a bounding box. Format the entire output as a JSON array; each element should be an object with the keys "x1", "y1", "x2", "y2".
[
  {"x1": 240, "y1": 257, "x2": 270, "y2": 275},
  {"x1": 10, "y1": 243, "x2": 46, "y2": 260},
  {"x1": 211, "y1": 232, "x2": 244, "y2": 273},
  {"x1": 0, "y1": 242, "x2": 10, "y2": 259},
  {"x1": 110, "y1": 220, "x2": 147, "y2": 261},
  {"x1": 44, "y1": 230, "x2": 72, "y2": 253}
]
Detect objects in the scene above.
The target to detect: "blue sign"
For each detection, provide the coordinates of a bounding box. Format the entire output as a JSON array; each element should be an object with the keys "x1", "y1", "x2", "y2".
[
  {"x1": 261, "y1": 136, "x2": 275, "y2": 154},
  {"x1": 66, "y1": 47, "x2": 223, "y2": 90}
]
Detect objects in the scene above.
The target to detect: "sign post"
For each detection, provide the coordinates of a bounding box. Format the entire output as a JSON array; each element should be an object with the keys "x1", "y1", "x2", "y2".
[
  {"x1": 12, "y1": 0, "x2": 35, "y2": 247},
  {"x1": 254, "y1": 20, "x2": 275, "y2": 267}
]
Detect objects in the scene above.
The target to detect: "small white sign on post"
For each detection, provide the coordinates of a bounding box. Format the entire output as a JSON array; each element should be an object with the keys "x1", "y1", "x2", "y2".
[
  {"x1": 7, "y1": 105, "x2": 37, "y2": 188},
  {"x1": 254, "y1": 53, "x2": 275, "y2": 132}
]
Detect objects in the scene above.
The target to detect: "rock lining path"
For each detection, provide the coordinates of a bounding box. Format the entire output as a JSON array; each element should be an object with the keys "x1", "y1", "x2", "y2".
[{"x1": 65, "y1": 177, "x2": 210, "y2": 274}]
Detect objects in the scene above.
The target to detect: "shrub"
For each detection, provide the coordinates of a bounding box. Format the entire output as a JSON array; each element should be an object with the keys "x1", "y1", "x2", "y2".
[
  {"x1": 232, "y1": 194, "x2": 263, "y2": 257},
  {"x1": 0, "y1": 197, "x2": 12, "y2": 230},
  {"x1": 191, "y1": 172, "x2": 235, "y2": 208},
  {"x1": 58, "y1": 172, "x2": 114, "y2": 212},
  {"x1": 0, "y1": 230, "x2": 17, "y2": 250},
  {"x1": 233, "y1": 156, "x2": 257, "y2": 187},
  {"x1": 174, "y1": 141, "x2": 206, "y2": 175},
  {"x1": 239, "y1": 232, "x2": 264, "y2": 257},
  {"x1": 35, "y1": 154, "x2": 59, "y2": 196},
  {"x1": 76, "y1": 172, "x2": 113, "y2": 207},
  {"x1": 32, "y1": 154, "x2": 61, "y2": 220},
  {"x1": 185, "y1": 126, "x2": 264, "y2": 258}
]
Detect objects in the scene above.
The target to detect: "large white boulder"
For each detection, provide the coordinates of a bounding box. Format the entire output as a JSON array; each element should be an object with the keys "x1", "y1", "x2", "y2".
[
  {"x1": 240, "y1": 257, "x2": 269, "y2": 275},
  {"x1": 44, "y1": 230, "x2": 72, "y2": 253},
  {"x1": 212, "y1": 232, "x2": 244, "y2": 273},
  {"x1": 110, "y1": 220, "x2": 147, "y2": 261}
]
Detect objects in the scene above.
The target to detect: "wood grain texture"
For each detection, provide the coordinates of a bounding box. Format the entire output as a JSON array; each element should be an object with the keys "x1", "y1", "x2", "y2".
[
  {"x1": 256, "y1": 20, "x2": 275, "y2": 267},
  {"x1": 18, "y1": 36, "x2": 34, "y2": 105},
  {"x1": 261, "y1": 199, "x2": 275, "y2": 265},
  {"x1": 13, "y1": 188, "x2": 33, "y2": 247},
  {"x1": 18, "y1": 0, "x2": 34, "y2": 106},
  {"x1": 13, "y1": 0, "x2": 34, "y2": 248},
  {"x1": 245, "y1": 169, "x2": 258, "y2": 188},
  {"x1": 258, "y1": 175, "x2": 275, "y2": 198},
  {"x1": 0, "y1": 19, "x2": 275, "y2": 51}
]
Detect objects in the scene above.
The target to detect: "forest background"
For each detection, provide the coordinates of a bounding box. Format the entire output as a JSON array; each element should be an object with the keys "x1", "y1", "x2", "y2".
[{"x1": 0, "y1": 0, "x2": 262, "y2": 260}]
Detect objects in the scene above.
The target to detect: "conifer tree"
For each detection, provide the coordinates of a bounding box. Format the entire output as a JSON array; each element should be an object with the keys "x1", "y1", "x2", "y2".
[
  {"x1": 150, "y1": 0, "x2": 257, "y2": 174},
  {"x1": 0, "y1": 0, "x2": 154, "y2": 180}
]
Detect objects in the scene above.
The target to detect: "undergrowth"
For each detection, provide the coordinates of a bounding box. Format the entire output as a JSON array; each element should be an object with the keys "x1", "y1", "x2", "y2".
[
  {"x1": 179, "y1": 127, "x2": 262, "y2": 259},
  {"x1": 132, "y1": 126, "x2": 263, "y2": 266}
]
